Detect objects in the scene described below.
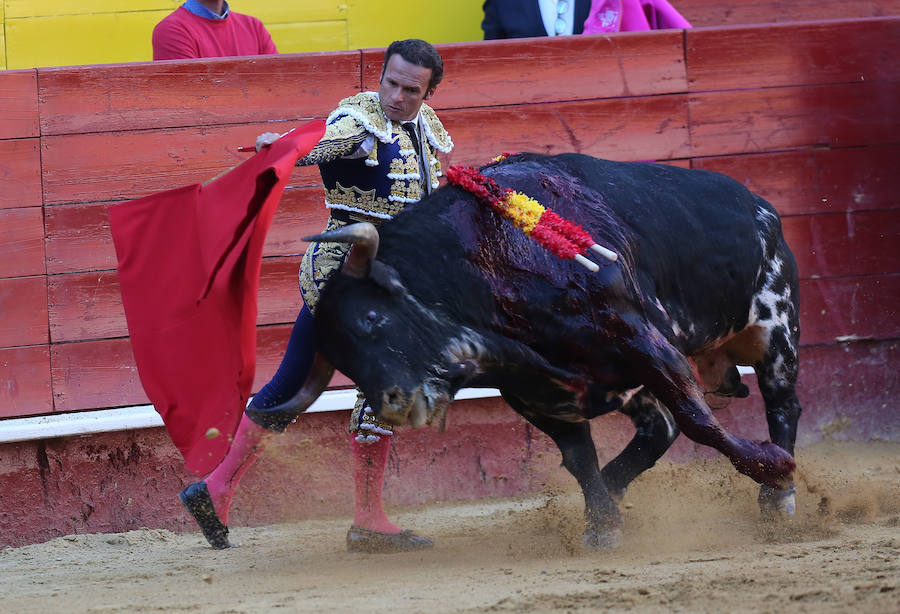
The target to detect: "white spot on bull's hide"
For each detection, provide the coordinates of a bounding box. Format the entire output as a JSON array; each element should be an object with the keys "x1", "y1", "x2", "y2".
[
  {"x1": 653, "y1": 298, "x2": 694, "y2": 341},
  {"x1": 644, "y1": 399, "x2": 677, "y2": 441},
  {"x1": 607, "y1": 385, "x2": 644, "y2": 407},
  {"x1": 753, "y1": 205, "x2": 783, "y2": 254}
]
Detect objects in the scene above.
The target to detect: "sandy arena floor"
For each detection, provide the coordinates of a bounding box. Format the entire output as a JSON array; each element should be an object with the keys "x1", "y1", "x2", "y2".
[{"x1": 1, "y1": 440, "x2": 897, "y2": 613}]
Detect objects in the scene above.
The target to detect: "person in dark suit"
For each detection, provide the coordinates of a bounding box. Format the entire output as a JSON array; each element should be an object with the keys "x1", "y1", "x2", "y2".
[{"x1": 482, "y1": 0, "x2": 592, "y2": 39}]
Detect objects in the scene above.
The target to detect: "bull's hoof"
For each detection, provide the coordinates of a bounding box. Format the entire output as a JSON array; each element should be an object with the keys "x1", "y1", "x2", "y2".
[
  {"x1": 758, "y1": 485, "x2": 797, "y2": 517},
  {"x1": 731, "y1": 440, "x2": 796, "y2": 490},
  {"x1": 583, "y1": 526, "x2": 623, "y2": 551}
]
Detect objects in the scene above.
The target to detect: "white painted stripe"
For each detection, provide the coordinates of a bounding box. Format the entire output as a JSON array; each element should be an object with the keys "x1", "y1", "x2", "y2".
[
  {"x1": 0, "y1": 388, "x2": 503, "y2": 444},
  {"x1": 1, "y1": 370, "x2": 760, "y2": 443}
]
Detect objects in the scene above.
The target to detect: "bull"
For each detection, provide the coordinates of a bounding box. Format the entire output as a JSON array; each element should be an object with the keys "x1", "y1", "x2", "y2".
[{"x1": 248, "y1": 153, "x2": 801, "y2": 549}]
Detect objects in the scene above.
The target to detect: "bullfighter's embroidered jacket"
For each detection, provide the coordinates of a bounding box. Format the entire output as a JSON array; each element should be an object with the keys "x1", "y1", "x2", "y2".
[
  {"x1": 298, "y1": 92, "x2": 453, "y2": 314},
  {"x1": 298, "y1": 91, "x2": 453, "y2": 221},
  {"x1": 296, "y1": 92, "x2": 453, "y2": 435}
]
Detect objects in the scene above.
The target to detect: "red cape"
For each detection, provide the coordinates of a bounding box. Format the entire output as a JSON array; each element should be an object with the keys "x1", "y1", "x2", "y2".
[{"x1": 109, "y1": 121, "x2": 325, "y2": 475}]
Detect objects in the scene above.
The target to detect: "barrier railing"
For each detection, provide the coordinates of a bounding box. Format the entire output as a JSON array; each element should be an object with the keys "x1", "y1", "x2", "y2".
[{"x1": 1, "y1": 16, "x2": 897, "y2": 436}]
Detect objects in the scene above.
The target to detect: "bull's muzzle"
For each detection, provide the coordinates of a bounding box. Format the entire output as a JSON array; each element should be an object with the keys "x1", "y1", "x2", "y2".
[
  {"x1": 378, "y1": 379, "x2": 451, "y2": 429},
  {"x1": 379, "y1": 385, "x2": 413, "y2": 426}
]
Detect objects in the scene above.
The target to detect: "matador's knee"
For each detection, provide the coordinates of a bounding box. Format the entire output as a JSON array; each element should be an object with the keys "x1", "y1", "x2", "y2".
[{"x1": 349, "y1": 391, "x2": 394, "y2": 444}]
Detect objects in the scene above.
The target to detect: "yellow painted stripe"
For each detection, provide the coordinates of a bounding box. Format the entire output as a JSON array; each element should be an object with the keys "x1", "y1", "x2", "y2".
[
  {"x1": 5, "y1": 1, "x2": 178, "y2": 18},
  {"x1": 1, "y1": 0, "x2": 487, "y2": 70},
  {"x1": 347, "y1": 0, "x2": 484, "y2": 48},
  {"x1": 5, "y1": 12, "x2": 169, "y2": 69},
  {"x1": 233, "y1": 1, "x2": 348, "y2": 24},
  {"x1": 269, "y1": 21, "x2": 349, "y2": 54}
]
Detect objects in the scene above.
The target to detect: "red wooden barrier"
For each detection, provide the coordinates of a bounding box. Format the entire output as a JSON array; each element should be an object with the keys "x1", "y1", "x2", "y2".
[
  {"x1": 442, "y1": 96, "x2": 692, "y2": 164},
  {"x1": 686, "y1": 17, "x2": 900, "y2": 90},
  {"x1": 1, "y1": 16, "x2": 899, "y2": 547},
  {"x1": 48, "y1": 329, "x2": 353, "y2": 413},
  {"x1": 0, "y1": 70, "x2": 39, "y2": 139},
  {"x1": 675, "y1": 0, "x2": 900, "y2": 27},
  {"x1": 40, "y1": 126, "x2": 320, "y2": 206},
  {"x1": 363, "y1": 31, "x2": 689, "y2": 107},
  {"x1": 47, "y1": 257, "x2": 304, "y2": 343},
  {"x1": 691, "y1": 146, "x2": 900, "y2": 217},
  {"x1": 43, "y1": 187, "x2": 325, "y2": 276},
  {"x1": 37, "y1": 52, "x2": 362, "y2": 136},
  {"x1": 800, "y1": 276, "x2": 900, "y2": 345},
  {"x1": 0, "y1": 276, "x2": 48, "y2": 348},
  {"x1": 0, "y1": 346, "x2": 52, "y2": 418},
  {"x1": 41, "y1": 183, "x2": 900, "y2": 347},
  {"x1": 688, "y1": 82, "x2": 900, "y2": 157},
  {"x1": 784, "y1": 211, "x2": 900, "y2": 279},
  {"x1": 0, "y1": 208, "x2": 45, "y2": 278},
  {"x1": 0, "y1": 139, "x2": 42, "y2": 210},
  {"x1": 1, "y1": 17, "x2": 898, "y2": 426}
]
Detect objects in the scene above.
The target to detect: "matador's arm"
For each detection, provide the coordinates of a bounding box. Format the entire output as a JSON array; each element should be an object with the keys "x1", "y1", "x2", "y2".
[{"x1": 296, "y1": 114, "x2": 369, "y2": 166}]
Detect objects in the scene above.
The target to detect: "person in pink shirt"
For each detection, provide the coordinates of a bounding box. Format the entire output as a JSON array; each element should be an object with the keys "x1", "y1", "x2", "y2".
[
  {"x1": 481, "y1": 0, "x2": 689, "y2": 39},
  {"x1": 152, "y1": 0, "x2": 277, "y2": 60},
  {"x1": 583, "y1": 0, "x2": 691, "y2": 33}
]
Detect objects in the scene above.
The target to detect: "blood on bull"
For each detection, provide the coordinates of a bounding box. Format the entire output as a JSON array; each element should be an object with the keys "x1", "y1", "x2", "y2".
[{"x1": 249, "y1": 152, "x2": 801, "y2": 549}]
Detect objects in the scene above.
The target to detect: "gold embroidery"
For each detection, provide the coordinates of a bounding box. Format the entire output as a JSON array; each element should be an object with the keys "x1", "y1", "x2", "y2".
[
  {"x1": 299, "y1": 217, "x2": 351, "y2": 314},
  {"x1": 388, "y1": 154, "x2": 420, "y2": 177},
  {"x1": 329, "y1": 93, "x2": 391, "y2": 140},
  {"x1": 328, "y1": 182, "x2": 378, "y2": 208},
  {"x1": 419, "y1": 103, "x2": 453, "y2": 153},
  {"x1": 325, "y1": 184, "x2": 405, "y2": 218},
  {"x1": 297, "y1": 115, "x2": 368, "y2": 166},
  {"x1": 349, "y1": 392, "x2": 394, "y2": 435},
  {"x1": 389, "y1": 179, "x2": 422, "y2": 202}
]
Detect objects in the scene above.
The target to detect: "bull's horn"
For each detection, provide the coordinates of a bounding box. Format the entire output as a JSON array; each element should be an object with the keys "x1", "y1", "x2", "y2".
[
  {"x1": 303, "y1": 222, "x2": 379, "y2": 279},
  {"x1": 244, "y1": 353, "x2": 335, "y2": 430}
]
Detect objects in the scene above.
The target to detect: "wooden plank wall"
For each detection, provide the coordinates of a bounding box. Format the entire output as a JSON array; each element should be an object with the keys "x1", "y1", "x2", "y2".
[
  {"x1": 1, "y1": 16, "x2": 897, "y2": 422},
  {"x1": 686, "y1": 18, "x2": 900, "y2": 423},
  {"x1": 675, "y1": 0, "x2": 900, "y2": 27}
]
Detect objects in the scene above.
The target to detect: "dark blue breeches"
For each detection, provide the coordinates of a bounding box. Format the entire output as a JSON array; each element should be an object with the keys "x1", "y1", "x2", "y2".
[{"x1": 246, "y1": 305, "x2": 316, "y2": 431}]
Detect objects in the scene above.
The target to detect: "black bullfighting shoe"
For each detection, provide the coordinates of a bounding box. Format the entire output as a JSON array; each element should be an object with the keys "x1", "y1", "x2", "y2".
[
  {"x1": 346, "y1": 526, "x2": 434, "y2": 554},
  {"x1": 178, "y1": 481, "x2": 234, "y2": 549}
]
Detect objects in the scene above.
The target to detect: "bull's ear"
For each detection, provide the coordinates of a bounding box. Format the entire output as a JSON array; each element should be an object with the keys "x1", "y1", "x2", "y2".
[{"x1": 369, "y1": 261, "x2": 408, "y2": 296}]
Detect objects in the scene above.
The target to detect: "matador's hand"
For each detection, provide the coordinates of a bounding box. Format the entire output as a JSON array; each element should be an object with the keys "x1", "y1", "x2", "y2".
[{"x1": 255, "y1": 132, "x2": 282, "y2": 152}]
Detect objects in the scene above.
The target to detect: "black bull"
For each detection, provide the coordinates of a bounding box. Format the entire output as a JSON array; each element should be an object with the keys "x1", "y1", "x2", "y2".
[{"x1": 248, "y1": 153, "x2": 801, "y2": 549}]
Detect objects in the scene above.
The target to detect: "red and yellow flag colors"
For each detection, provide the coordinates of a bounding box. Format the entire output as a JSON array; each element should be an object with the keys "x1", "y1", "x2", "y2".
[{"x1": 445, "y1": 163, "x2": 617, "y2": 271}]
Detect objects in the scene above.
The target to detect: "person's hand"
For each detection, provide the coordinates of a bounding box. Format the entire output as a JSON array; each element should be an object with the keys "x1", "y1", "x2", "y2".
[{"x1": 255, "y1": 132, "x2": 281, "y2": 152}]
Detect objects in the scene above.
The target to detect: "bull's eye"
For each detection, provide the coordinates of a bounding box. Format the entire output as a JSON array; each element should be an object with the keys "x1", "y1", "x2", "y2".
[{"x1": 360, "y1": 310, "x2": 380, "y2": 333}]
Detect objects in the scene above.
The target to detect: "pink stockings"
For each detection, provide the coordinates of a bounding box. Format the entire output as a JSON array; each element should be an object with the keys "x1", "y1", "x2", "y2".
[
  {"x1": 203, "y1": 413, "x2": 274, "y2": 524},
  {"x1": 350, "y1": 433, "x2": 401, "y2": 534},
  {"x1": 203, "y1": 414, "x2": 400, "y2": 533}
]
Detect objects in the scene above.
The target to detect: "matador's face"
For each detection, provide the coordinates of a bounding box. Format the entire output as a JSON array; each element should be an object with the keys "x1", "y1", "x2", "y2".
[{"x1": 379, "y1": 54, "x2": 435, "y2": 122}]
